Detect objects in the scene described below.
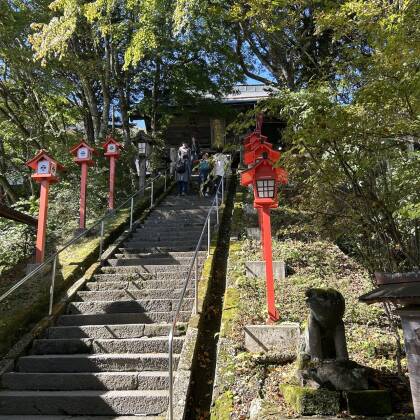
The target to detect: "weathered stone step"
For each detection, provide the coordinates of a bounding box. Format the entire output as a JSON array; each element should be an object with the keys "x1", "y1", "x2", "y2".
[
  {"x1": 100, "y1": 264, "x2": 196, "y2": 274},
  {"x1": 130, "y1": 232, "x2": 203, "y2": 241},
  {"x1": 67, "y1": 298, "x2": 194, "y2": 315},
  {"x1": 17, "y1": 353, "x2": 178, "y2": 373},
  {"x1": 117, "y1": 250, "x2": 206, "y2": 258},
  {"x1": 85, "y1": 279, "x2": 193, "y2": 291},
  {"x1": 121, "y1": 245, "x2": 206, "y2": 253},
  {"x1": 56, "y1": 311, "x2": 191, "y2": 326},
  {"x1": 107, "y1": 257, "x2": 204, "y2": 267},
  {"x1": 31, "y1": 337, "x2": 184, "y2": 355},
  {"x1": 124, "y1": 240, "x2": 204, "y2": 249},
  {"x1": 0, "y1": 390, "x2": 168, "y2": 415},
  {"x1": 2, "y1": 371, "x2": 170, "y2": 391},
  {"x1": 93, "y1": 271, "x2": 189, "y2": 282},
  {"x1": 76, "y1": 288, "x2": 194, "y2": 301},
  {"x1": 48, "y1": 323, "x2": 187, "y2": 339}
]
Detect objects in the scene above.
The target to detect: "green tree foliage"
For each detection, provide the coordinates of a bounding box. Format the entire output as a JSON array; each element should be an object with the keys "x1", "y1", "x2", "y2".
[{"x1": 261, "y1": 0, "x2": 420, "y2": 273}]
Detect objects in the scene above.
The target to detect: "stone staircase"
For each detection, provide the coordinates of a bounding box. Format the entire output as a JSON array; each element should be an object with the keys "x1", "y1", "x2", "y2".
[{"x1": 0, "y1": 194, "x2": 212, "y2": 417}]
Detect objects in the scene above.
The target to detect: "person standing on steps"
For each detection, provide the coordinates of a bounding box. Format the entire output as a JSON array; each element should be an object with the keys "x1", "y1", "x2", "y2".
[
  {"x1": 213, "y1": 148, "x2": 228, "y2": 195},
  {"x1": 176, "y1": 153, "x2": 191, "y2": 196},
  {"x1": 198, "y1": 153, "x2": 211, "y2": 197},
  {"x1": 178, "y1": 142, "x2": 190, "y2": 160}
]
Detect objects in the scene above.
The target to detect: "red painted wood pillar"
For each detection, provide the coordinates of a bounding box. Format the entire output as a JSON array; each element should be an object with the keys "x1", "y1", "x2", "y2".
[
  {"x1": 79, "y1": 162, "x2": 88, "y2": 229},
  {"x1": 35, "y1": 180, "x2": 50, "y2": 264},
  {"x1": 108, "y1": 156, "x2": 116, "y2": 210},
  {"x1": 258, "y1": 207, "x2": 264, "y2": 254},
  {"x1": 261, "y1": 205, "x2": 279, "y2": 322}
]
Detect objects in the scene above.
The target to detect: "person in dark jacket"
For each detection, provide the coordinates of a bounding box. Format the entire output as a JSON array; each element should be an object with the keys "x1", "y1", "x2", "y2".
[{"x1": 175, "y1": 154, "x2": 191, "y2": 196}]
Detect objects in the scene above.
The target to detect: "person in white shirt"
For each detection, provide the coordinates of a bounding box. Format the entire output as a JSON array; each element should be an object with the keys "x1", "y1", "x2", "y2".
[
  {"x1": 212, "y1": 148, "x2": 228, "y2": 195},
  {"x1": 178, "y1": 143, "x2": 190, "y2": 160}
]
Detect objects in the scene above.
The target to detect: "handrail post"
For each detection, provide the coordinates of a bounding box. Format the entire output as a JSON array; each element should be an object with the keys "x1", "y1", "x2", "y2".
[
  {"x1": 48, "y1": 256, "x2": 57, "y2": 316},
  {"x1": 216, "y1": 193, "x2": 219, "y2": 225},
  {"x1": 150, "y1": 179, "x2": 154, "y2": 208},
  {"x1": 98, "y1": 220, "x2": 105, "y2": 260},
  {"x1": 208, "y1": 217, "x2": 211, "y2": 256},
  {"x1": 129, "y1": 197, "x2": 134, "y2": 231},
  {"x1": 168, "y1": 331, "x2": 174, "y2": 420},
  {"x1": 164, "y1": 170, "x2": 167, "y2": 192},
  {"x1": 221, "y1": 175, "x2": 224, "y2": 203},
  {"x1": 194, "y1": 257, "x2": 199, "y2": 315}
]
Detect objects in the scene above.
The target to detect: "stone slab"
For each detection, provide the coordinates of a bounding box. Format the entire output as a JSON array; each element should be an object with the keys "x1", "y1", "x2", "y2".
[
  {"x1": 244, "y1": 322, "x2": 300, "y2": 353},
  {"x1": 344, "y1": 390, "x2": 392, "y2": 416},
  {"x1": 245, "y1": 260, "x2": 286, "y2": 281}
]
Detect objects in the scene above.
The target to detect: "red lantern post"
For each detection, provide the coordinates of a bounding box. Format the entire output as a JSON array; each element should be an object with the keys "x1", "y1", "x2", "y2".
[
  {"x1": 26, "y1": 150, "x2": 65, "y2": 264},
  {"x1": 102, "y1": 137, "x2": 122, "y2": 211},
  {"x1": 70, "y1": 141, "x2": 96, "y2": 231},
  {"x1": 241, "y1": 157, "x2": 287, "y2": 323}
]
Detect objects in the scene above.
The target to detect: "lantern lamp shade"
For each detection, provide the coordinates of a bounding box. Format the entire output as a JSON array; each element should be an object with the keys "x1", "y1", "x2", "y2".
[
  {"x1": 37, "y1": 159, "x2": 50, "y2": 175},
  {"x1": 77, "y1": 147, "x2": 89, "y2": 159},
  {"x1": 70, "y1": 141, "x2": 96, "y2": 165},
  {"x1": 138, "y1": 142, "x2": 147, "y2": 155},
  {"x1": 256, "y1": 178, "x2": 276, "y2": 198},
  {"x1": 107, "y1": 143, "x2": 117, "y2": 153},
  {"x1": 26, "y1": 149, "x2": 65, "y2": 183},
  {"x1": 103, "y1": 137, "x2": 122, "y2": 158}
]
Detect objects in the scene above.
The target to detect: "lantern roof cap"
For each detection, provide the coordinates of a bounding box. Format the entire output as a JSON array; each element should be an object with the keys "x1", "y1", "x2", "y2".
[
  {"x1": 244, "y1": 142, "x2": 280, "y2": 165},
  {"x1": 69, "y1": 140, "x2": 97, "y2": 156},
  {"x1": 26, "y1": 149, "x2": 65, "y2": 171},
  {"x1": 240, "y1": 158, "x2": 288, "y2": 187},
  {"x1": 102, "y1": 136, "x2": 123, "y2": 150}
]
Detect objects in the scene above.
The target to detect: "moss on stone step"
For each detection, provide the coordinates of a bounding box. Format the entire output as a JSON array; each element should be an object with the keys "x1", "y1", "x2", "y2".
[{"x1": 280, "y1": 384, "x2": 340, "y2": 416}]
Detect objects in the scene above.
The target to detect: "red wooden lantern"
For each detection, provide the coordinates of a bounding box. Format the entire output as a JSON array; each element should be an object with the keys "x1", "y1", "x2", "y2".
[
  {"x1": 240, "y1": 157, "x2": 288, "y2": 322},
  {"x1": 26, "y1": 150, "x2": 65, "y2": 264},
  {"x1": 70, "y1": 141, "x2": 97, "y2": 231},
  {"x1": 103, "y1": 137, "x2": 122, "y2": 158},
  {"x1": 102, "y1": 137, "x2": 123, "y2": 210}
]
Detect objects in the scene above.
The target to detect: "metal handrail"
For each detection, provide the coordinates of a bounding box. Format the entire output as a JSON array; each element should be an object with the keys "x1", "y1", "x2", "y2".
[
  {"x1": 0, "y1": 171, "x2": 168, "y2": 308},
  {"x1": 168, "y1": 176, "x2": 224, "y2": 420}
]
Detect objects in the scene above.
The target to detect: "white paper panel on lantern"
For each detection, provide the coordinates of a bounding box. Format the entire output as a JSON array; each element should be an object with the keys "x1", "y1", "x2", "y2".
[
  {"x1": 37, "y1": 160, "x2": 50, "y2": 174},
  {"x1": 107, "y1": 143, "x2": 117, "y2": 153},
  {"x1": 77, "y1": 147, "x2": 89, "y2": 159}
]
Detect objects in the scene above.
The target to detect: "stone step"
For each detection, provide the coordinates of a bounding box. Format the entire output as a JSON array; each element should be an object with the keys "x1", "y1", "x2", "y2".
[
  {"x1": 93, "y1": 271, "x2": 189, "y2": 282},
  {"x1": 130, "y1": 231, "x2": 203, "y2": 240},
  {"x1": 31, "y1": 337, "x2": 184, "y2": 355},
  {"x1": 0, "y1": 390, "x2": 168, "y2": 415},
  {"x1": 56, "y1": 311, "x2": 191, "y2": 326},
  {"x1": 47, "y1": 323, "x2": 187, "y2": 339},
  {"x1": 2, "y1": 371, "x2": 170, "y2": 391},
  {"x1": 17, "y1": 353, "x2": 178, "y2": 373},
  {"x1": 100, "y1": 264, "x2": 196, "y2": 274},
  {"x1": 107, "y1": 257, "x2": 204, "y2": 267},
  {"x1": 124, "y1": 240, "x2": 204, "y2": 249},
  {"x1": 76, "y1": 288, "x2": 194, "y2": 301},
  {"x1": 66, "y1": 298, "x2": 194, "y2": 315},
  {"x1": 85, "y1": 279, "x2": 193, "y2": 291},
  {"x1": 117, "y1": 250, "x2": 206, "y2": 258},
  {"x1": 121, "y1": 245, "x2": 206, "y2": 253}
]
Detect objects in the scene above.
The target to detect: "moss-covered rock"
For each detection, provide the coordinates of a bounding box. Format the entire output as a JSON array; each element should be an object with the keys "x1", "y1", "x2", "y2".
[
  {"x1": 280, "y1": 384, "x2": 340, "y2": 416},
  {"x1": 211, "y1": 390, "x2": 234, "y2": 420}
]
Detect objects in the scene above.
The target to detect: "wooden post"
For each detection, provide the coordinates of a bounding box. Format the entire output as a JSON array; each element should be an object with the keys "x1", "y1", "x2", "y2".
[
  {"x1": 108, "y1": 156, "x2": 116, "y2": 210},
  {"x1": 35, "y1": 180, "x2": 50, "y2": 264},
  {"x1": 261, "y1": 206, "x2": 279, "y2": 322},
  {"x1": 79, "y1": 162, "x2": 88, "y2": 229}
]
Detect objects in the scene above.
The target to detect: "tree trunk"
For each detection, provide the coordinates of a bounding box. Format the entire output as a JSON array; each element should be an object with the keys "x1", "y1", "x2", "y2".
[{"x1": 99, "y1": 36, "x2": 111, "y2": 140}]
